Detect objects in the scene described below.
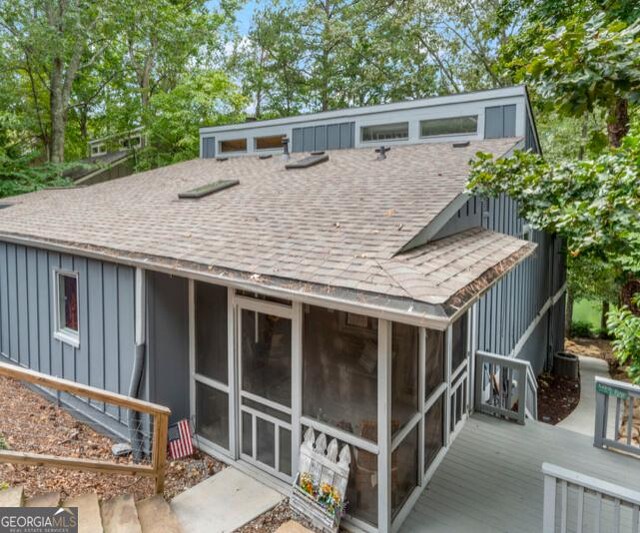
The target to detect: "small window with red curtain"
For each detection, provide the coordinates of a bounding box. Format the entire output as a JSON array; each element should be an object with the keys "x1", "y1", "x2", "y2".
[{"x1": 55, "y1": 271, "x2": 79, "y2": 346}]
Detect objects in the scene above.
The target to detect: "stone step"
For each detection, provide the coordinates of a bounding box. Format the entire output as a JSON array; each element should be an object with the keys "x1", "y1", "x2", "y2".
[
  {"x1": 64, "y1": 493, "x2": 103, "y2": 533},
  {"x1": 275, "y1": 521, "x2": 315, "y2": 533},
  {"x1": 101, "y1": 493, "x2": 142, "y2": 533},
  {"x1": 136, "y1": 495, "x2": 183, "y2": 533},
  {"x1": 0, "y1": 486, "x2": 23, "y2": 507},
  {"x1": 26, "y1": 492, "x2": 61, "y2": 507}
]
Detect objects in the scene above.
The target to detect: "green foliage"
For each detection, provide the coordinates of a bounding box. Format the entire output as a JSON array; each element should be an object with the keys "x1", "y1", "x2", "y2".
[
  {"x1": 468, "y1": 130, "x2": 640, "y2": 273},
  {"x1": 0, "y1": 153, "x2": 71, "y2": 198},
  {"x1": 0, "y1": 434, "x2": 7, "y2": 450},
  {"x1": 607, "y1": 300, "x2": 640, "y2": 384},
  {"x1": 136, "y1": 71, "x2": 247, "y2": 170},
  {"x1": 523, "y1": 14, "x2": 640, "y2": 117},
  {"x1": 571, "y1": 320, "x2": 596, "y2": 339}
]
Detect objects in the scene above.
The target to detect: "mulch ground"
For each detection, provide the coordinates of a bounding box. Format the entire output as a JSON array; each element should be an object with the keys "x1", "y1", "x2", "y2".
[
  {"x1": 564, "y1": 336, "x2": 629, "y2": 381},
  {"x1": 0, "y1": 375, "x2": 225, "y2": 501},
  {"x1": 537, "y1": 372, "x2": 580, "y2": 425}
]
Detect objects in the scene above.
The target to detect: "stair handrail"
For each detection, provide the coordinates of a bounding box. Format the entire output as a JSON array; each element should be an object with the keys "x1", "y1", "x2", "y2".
[{"x1": 0, "y1": 360, "x2": 170, "y2": 494}]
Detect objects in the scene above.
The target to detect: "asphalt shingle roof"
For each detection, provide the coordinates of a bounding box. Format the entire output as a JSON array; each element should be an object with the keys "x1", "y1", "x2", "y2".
[{"x1": 0, "y1": 139, "x2": 534, "y2": 323}]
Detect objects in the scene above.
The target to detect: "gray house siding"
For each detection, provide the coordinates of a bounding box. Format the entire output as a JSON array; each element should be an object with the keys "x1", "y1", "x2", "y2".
[
  {"x1": 437, "y1": 194, "x2": 565, "y2": 372},
  {"x1": 0, "y1": 241, "x2": 136, "y2": 432},
  {"x1": 145, "y1": 271, "x2": 189, "y2": 425},
  {"x1": 202, "y1": 136, "x2": 216, "y2": 159},
  {"x1": 484, "y1": 104, "x2": 517, "y2": 139},
  {"x1": 292, "y1": 122, "x2": 355, "y2": 152}
]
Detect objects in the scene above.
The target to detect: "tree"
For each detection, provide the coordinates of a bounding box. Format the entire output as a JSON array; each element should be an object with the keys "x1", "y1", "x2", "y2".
[
  {"x1": 467, "y1": 130, "x2": 640, "y2": 378},
  {"x1": 499, "y1": 1, "x2": 640, "y2": 148},
  {"x1": 136, "y1": 70, "x2": 247, "y2": 170},
  {"x1": 0, "y1": 1, "x2": 115, "y2": 162}
]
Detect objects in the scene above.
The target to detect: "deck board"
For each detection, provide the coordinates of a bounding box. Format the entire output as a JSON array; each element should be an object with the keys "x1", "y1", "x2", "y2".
[{"x1": 401, "y1": 414, "x2": 640, "y2": 532}]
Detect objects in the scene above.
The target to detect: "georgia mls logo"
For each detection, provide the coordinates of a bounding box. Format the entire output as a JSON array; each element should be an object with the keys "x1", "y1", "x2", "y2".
[{"x1": 0, "y1": 507, "x2": 78, "y2": 533}]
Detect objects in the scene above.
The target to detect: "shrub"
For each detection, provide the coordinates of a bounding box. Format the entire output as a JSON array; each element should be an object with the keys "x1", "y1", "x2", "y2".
[{"x1": 571, "y1": 320, "x2": 594, "y2": 338}]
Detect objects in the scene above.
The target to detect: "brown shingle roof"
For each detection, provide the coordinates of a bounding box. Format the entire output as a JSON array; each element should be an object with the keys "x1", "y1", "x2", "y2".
[{"x1": 0, "y1": 139, "x2": 533, "y2": 323}]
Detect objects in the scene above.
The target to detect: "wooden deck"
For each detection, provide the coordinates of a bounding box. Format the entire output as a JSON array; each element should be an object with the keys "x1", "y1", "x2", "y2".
[{"x1": 401, "y1": 413, "x2": 640, "y2": 533}]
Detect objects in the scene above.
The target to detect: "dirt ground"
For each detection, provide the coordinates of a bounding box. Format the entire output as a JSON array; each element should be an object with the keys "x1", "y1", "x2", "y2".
[
  {"x1": 564, "y1": 336, "x2": 628, "y2": 381},
  {"x1": 0, "y1": 375, "x2": 225, "y2": 501},
  {"x1": 537, "y1": 372, "x2": 580, "y2": 424},
  {"x1": 537, "y1": 337, "x2": 619, "y2": 425}
]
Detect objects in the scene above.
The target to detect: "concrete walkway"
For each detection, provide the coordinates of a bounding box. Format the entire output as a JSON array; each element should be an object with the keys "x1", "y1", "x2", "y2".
[
  {"x1": 557, "y1": 355, "x2": 615, "y2": 436},
  {"x1": 170, "y1": 467, "x2": 284, "y2": 533}
]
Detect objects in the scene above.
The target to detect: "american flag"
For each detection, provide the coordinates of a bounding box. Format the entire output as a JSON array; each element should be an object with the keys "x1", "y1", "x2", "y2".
[{"x1": 168, "y1": 419, "x2": 194, "y2": 459}]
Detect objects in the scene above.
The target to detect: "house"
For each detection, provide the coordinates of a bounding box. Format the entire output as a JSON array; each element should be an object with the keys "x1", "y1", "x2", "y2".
[
  {"x1": 63, "y1": 128, "x2": 145, "y2": 185},
  {"x1": 0, "y1": 86, "x2": 566, "y2": 532}
]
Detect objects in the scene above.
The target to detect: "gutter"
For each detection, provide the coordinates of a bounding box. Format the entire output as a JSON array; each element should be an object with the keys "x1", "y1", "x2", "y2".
[{"x1": 128, "y1": 267, "x2": 146, "y2": 459}]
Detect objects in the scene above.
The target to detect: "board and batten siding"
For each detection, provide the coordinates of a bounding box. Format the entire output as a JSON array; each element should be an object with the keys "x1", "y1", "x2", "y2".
[
  {"x1": 0, "y1": 241, "x2": 137, "y2": 430},
  {"x1": 436, "y1": 194, "x2": 565, "y2": 374}
]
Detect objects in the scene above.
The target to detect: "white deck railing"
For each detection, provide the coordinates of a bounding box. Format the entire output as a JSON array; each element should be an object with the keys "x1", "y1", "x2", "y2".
[
  {"x1": 542, "y1": 463, "x2": 640, "y2": 533},
  {"x1": 594, "y1": 376, "x2": 640, "y2": 457},
  {"x1": 475, "y1": 350, "x2": 537, "y2": 425}
]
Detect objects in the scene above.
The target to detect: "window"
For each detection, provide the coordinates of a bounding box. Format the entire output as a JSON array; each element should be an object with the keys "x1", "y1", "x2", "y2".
[
  {"x1": 361, "y1": 122, "x2": 408, "y2": 142},
  {"x1": 302, "y1": 305, "x2": 378, "y2": 441},
  {"x1": 220, "y1": 138, "x2": 247, "y2": 153},
  {"x1": 54, "y1": 271, "x2": 79, "y2": 346},
  {"x1": 255, "y1": 135, "x2": 284, "y2": 151},
  {"x1": 420, "y1": 115, "x2": 478, "y2": 138}
]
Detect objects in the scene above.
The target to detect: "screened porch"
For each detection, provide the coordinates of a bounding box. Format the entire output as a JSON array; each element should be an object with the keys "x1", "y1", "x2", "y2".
[{"x1": 183, "y1": 279, "x2": 474, "y2": 532}]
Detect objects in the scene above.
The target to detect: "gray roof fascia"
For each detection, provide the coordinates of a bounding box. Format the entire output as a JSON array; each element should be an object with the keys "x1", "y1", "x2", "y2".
[{"x1": 200, "y1": 86, "x2": 528, "y2": 135}]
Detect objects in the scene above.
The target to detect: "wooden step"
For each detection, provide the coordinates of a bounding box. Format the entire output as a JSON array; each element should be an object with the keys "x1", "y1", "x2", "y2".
[
  {"x1": 101, "y1": 493, "x2": 142, "y2": 533},
  {"x1": 136, "y1": 495, "x2": 182, "y2": 533},
  {"x1": 0, "y1": 486, "x2": 23, "y2": 507},
  {"x1": 26, "y1": 492, "x2": 61, "y2": 507},
  {"x1": 64, "y1": 493, "x2": 103, "y2": 533}
]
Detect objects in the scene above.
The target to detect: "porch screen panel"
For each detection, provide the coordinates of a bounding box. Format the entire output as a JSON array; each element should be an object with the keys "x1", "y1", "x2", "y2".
[
  {"x1": 391, "y1": 425, "x2": 419, "y2": 518},
  {"x1": 451, "y1": 313, "x2": 468, "y2": 371},
  {"x1": 195, "y1": 382, "x2": 229, "y2": 448},
  {"x1": 425, "y1": 329, "x2": 445, "y2": 400},
  {"x1": 424, "y1": 395, "x2": 444, "y2": 472},
  {"x1": 302, "y1": 305, "x2": 378, "y2": 441},
  {"x1": 241, "y1": 309, "x2": 292, "y2": 407},
  {"x1": 392, "y1": 323, "x2": 419, "y2": 436},
  {"x1": 195, "y1": 282, "x2": 228, "y2": 383}
]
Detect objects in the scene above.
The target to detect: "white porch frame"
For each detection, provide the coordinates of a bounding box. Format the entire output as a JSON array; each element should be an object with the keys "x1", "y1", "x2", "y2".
[{"x1": 187, "y1": 279, "x2": 475, "y2": 533}]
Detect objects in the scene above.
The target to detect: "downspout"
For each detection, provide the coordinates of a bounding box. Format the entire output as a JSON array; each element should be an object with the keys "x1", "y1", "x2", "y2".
[{"x1": 129, "y1": 267, "x2": 146, "y2": 460}]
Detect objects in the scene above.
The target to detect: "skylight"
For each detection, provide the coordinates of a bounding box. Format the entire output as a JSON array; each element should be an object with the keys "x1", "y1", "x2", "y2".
[
  {"x1": 285, "y1": 153, "x2": 329, "y2": 169},
  {"x1": 178, "y1": 179, "x2": 239, "y2": 199}
]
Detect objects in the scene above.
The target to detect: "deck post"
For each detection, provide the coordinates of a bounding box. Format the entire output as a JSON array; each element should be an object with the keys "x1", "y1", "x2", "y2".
[
  {"x1": 543, "y1": 472, "x2": 557, "y2": 533},
  {"x1": 594, "y1": 387, "x2": 607, "y2": 449},
  {"x1": 377, "y1": 319, "x2": 392, "y2": 532},
  {"x1": 153, "y1": 412, "x2": 169, "y2": 494}
]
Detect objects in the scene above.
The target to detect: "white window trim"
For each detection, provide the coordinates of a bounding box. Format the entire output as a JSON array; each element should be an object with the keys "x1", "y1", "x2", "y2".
[
  {"x1": 218, "y1": 138, "x2": 248, "y2": 155},
  {"x1": 53, "y1": 269, "x2": 80, "y2": 348},
  {"x1": 360, "y1": 122, "x2": 410, "y2": 144},
  {"x1": 418, "y1": 114, "x2": 479, "y2": 139}
]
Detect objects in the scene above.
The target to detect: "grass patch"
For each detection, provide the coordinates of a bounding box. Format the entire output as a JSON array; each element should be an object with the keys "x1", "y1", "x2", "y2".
[
  {"x1": 573, "y1": 299, "x2": 602, "y2": 330},
  {"x1": 0, "y1": 435, "x2": 7, "y2": 450}
]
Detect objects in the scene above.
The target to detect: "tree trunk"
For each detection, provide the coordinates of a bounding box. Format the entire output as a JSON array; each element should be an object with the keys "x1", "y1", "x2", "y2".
[
  {"x1": 607, "y1": 97, "x2": 629, "y2": 148},
  {"x1": 601, "y1": 301, "x2": 610, "y2": 337},
  {"x1": 565, "y1": 288, "x2": 574, "y2": 338},
  {"x1": 49, "y1": 58, "x2": 65, "y2": 163}
]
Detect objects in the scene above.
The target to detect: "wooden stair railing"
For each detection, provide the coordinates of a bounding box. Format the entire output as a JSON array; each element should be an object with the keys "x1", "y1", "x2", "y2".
[{"x1": 0, "y1": 360, "x2": 171, "y2": 494}]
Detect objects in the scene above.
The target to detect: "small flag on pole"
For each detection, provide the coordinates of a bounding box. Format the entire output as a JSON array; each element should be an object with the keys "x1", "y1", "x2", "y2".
[{"x1": 168, "y1": 419, "x2": 194, "y2": 459}]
